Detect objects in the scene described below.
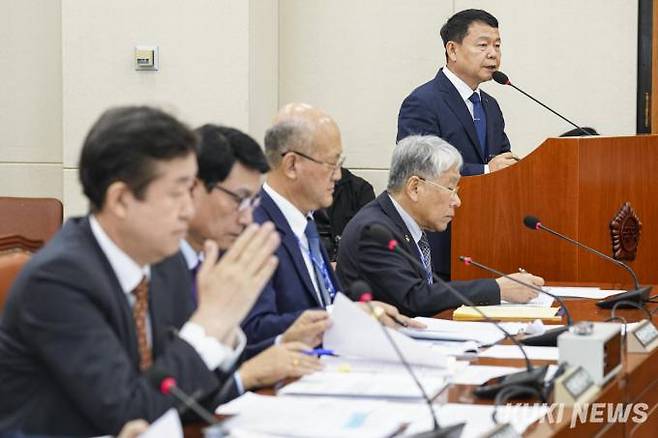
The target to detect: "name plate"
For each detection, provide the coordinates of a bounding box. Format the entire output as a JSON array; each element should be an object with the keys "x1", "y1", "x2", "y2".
[
  {"x1": 628, "y1": 320, "x2": 658, "y2": 353},
  {"x1": 555, "y1": 366, "x2": 600, "y2": 406}
]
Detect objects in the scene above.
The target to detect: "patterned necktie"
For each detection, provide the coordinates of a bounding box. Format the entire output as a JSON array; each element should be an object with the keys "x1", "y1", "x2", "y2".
[
  {"x1": 417, "y1": 232, "x2": 434, "y2": 285},
  {"x1": 469, "y1": 92, "x2": 488, "y2": 157},
  {"x1": 304, "y1": 218, "x2": 336, "y2": 306},
  {"x1": 132, "y1": 277, "x2": 153, "y2": 371}
]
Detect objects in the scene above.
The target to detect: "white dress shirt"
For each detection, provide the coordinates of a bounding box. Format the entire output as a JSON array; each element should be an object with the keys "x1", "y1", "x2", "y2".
[{"x1": 89, "y1": 215, "x2": 244, "y2": 372}]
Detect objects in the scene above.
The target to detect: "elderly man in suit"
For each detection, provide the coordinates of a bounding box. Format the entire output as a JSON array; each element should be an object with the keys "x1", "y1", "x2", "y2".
[
  {"x1": 242, "y1": 103, "x2": 421, "y2": 348},
  {"x1": 336, "y1": 135, "x2": 542, "y2": 317},
  {"x1": 182, "y1": 124, "x2": 328, "y2": 394},
  {"x1": 397, "y1": 9, "x2": 519, "y2": 280},
  {"x1": 0, "y1": 106, "x2": 279, "y2": 436}
]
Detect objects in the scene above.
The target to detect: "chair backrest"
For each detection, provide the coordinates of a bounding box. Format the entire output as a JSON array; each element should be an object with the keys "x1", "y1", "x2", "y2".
[
  {"x1": 0, "y1": 197, "x2": 63, "y2": 248},
  {"x1": 0, "y1": 249, "x2": 31, "y2": 313}
]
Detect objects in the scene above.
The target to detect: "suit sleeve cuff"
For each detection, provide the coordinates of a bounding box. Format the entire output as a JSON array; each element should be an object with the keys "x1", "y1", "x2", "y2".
[
  {"x1": 233, "y1": 371, "x2": 245, "y2": 395},
  {"x1": 179, "y1": 322, "x2": 246, "y2": 372}
]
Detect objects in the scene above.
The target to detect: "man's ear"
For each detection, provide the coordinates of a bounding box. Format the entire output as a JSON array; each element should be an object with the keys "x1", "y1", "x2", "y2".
[
  {"x1": 103, "y1": 181, "x2": 132, "y2": 219},
  {"x1": 405, "y1": 176, "x2": 421, "y2": 202},
  {"x1": 280, "y1": 153, "x2": 298, "y2": 180},
  {"x1": 445, "y1": 41, "x2": 458, "y2": 63}
]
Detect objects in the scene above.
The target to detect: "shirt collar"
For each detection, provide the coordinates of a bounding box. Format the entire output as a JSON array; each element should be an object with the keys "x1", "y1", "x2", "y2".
[
  {"x1": 387, "y1": 193, "x2": 423, "y2": 244},
  {"x1": 443, "y1": 67, "x2": 480, "y2": 103},
  {"x1": 89, "y1": 215, "x2": 150, "y2": 295},
  {"x1": 180, "y1": 239, "x2": 202, "y2": 270},
  {"x1": 263, "y1": 182, "x2": 310, "y2": 240}
]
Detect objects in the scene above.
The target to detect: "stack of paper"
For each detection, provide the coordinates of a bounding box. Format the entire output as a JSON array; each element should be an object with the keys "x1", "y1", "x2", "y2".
[
  {"x1": 543, "y1": 286, "x2": 626, "y2": 299},
  {"x1": 323, "y1": 293, "x2": 453, "y2": 368},
  {"x1": 452, "y1": 305, "x2": 561, "y2": 322},
  {"x1": 502, "y1": 292, "x2": 555, "y2": 307},
  {"x1": 479, "y1": 345, "x2": 559, "y2": 361},
  {"x1": 401, "y1": 318, "x2": 528, "y2": 345}
]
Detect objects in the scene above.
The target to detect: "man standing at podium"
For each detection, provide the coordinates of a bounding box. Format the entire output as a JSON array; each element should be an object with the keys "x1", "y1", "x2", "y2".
[{"x1": 397, "y1": 9, "x2": 518, "y2": 280}]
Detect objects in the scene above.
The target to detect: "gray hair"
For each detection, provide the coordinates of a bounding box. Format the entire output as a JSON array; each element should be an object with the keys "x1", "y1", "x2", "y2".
[
  {"x1": 264, "y1": 119, "x2": 313, "y2": 167},
  {"x1": 387, "y1": 135, "x2": 463, "y2": 192}
]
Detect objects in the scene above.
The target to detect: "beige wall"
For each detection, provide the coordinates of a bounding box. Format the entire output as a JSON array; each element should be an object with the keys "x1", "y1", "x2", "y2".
[
  {"x1": 279, "y1": 0, "x2": 638, "y2": 193},
  {"x1": 0, "y1": 0, "x2": 62, "y2": 198},
  {"x1": 0, "y1": 0, "x2": 639, "y2": 211}
]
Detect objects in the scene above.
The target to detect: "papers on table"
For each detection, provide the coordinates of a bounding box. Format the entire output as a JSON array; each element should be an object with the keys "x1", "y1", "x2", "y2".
[
  {"x1": 480, "y1": 345, "x2": 559, "y2": 361},
  {"x1": 278, "y1": 355, "x2": 456, "y2": 399},
  {"x1": 217, "y1": 393, "x2": 406, "y2": 438},
  {"x1": 401, "y1": 403, "x2": 549, "y2": 438},
  {"x1": 453, "y1": 305, "x2": 561, "y2": 322},
  {"x1": 502, "y1": 292, "x2": 555, "y2": 307},
  {"x1": 137, "y1": 409, "x2": 182, "y2": 438},
  {"x1": 452, "y1": 364, "x2": 560, "y2": 385},
  {"x1": 217, "y1": 393, "x2": 549, "y2": 438},
  {"x1": 323, "y1": 293, "x2": 453, "y2": 368},
  {"x1": 543, "y1": 286, "x2": 626, "y2": 299},
  {"x1": 402, "y1": 317, "x2": 528, "y2": 345}
]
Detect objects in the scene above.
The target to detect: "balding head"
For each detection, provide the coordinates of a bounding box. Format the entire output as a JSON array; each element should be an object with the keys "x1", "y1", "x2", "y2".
[
  {"x1": 265, "y1": 103, "x2": 341, "y2": 168},
  {"x1": 264, "y1": 103, "x2": 344, "y2": 213}
]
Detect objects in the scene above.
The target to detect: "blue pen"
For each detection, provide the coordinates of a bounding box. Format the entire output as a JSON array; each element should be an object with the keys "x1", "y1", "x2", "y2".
[{"x1": 302, "y1": 348, "x2": 337, "y2": 357}]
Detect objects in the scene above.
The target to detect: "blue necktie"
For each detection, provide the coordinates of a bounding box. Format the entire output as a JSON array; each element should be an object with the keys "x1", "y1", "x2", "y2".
[
  {"x1": 189, "y1": 262, "x2": 200, "y2": 308},
  {"x1": 469, "y1": 92, "x2": 488, "y2": 157},
  {"x1": 417, "y1": 231, "x2": 434, "y2": 285},
  {"x1": 304, "y1": 218, "x2": 336, "y2": 306}
]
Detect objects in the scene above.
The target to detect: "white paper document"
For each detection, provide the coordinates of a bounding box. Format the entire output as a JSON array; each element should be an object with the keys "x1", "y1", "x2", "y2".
[
  {"x1": 480, "y1": 345, "x2": 559, "y2": 361},
  {"x1": 543, "y1": 286, "x2": 626, "y2": 299},
  {"x1": 402, "y1": 318, "x2": 527, "y2": 345},
  {"x1": 401, "y1": 402, "x2": 548, "y2": 437},
  {"x1": 137, "y1": 408, "x2": 182, "y2": 438},
  {"x1": 323, "y1": 293, "x2": 453, "y2": 368},
  {"x1": 502, "y1": 292, "x2": 555, "y2": 307},
  {"x1": 217, "y1": 393, "x2": 406, "y2": 438}
]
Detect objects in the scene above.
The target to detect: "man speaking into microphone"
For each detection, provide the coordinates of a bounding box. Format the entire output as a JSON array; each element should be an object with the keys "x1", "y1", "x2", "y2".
[
  {"x1": 397, "y1": 9, "x2": 518, "y2": 280},
  {"x1": 336, "y1": 135, "x2": 541, "y2": 317}
]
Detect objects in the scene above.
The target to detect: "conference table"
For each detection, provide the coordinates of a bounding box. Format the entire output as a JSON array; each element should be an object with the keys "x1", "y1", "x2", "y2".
[{"x1": 185, "y1": 286, "x2": 658, "y2": 437}]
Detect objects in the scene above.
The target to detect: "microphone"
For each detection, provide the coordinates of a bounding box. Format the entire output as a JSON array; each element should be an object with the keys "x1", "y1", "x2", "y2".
[
  {"x1": 146, "y1": 366, "x2": 219, "y2": 425},
  {"x1": 362, "y1": 224, "x2": 548, "y2": 399},
  {"x1": 492, "y1": 70, "x2": 592, "y2": 137},
  {"x1": 459, "y1": 256, "x2": 571, "y2": 347},
  {"x1": 353, "y1": 280, "x2": 465, "y2": 438},
  {"x1": 523, "y1": 215, "x2": 652, "y2": 308}
]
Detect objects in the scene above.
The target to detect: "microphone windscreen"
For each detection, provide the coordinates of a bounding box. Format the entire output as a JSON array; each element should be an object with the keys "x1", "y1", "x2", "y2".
[
  {"x1": 145, "y1": 366, "x2": 170, "y2": 390},
  {"x1": 523, "y1": 215, "x2": 541, "y2": 230},
  {"x1": 492, "y1": 70, "x2": 510, "y2": 85},
  {"x1": 350, "y1": 280, "x2": 372, "y2": 298},
  {"x1": 362, "y1": 223, "x2": 394, "y2": 246}
]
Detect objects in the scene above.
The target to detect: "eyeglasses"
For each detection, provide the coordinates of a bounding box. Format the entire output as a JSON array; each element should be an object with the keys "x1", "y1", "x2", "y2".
[
  {"x1": 282, "y1": 150, "x2": 345, "y2": 174},
  {"x1": 211, "y1": 184, "x2": 261, "y2": 212},
  {"x1": 416, "y1": 176, "x2": 460, "y2": 199}
]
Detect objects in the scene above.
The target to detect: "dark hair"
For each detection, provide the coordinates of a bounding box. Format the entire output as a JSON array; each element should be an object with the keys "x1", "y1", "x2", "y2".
[
  {"x1": 78, "y1": 106, "x2": 197, "y2": 212},
  {"x1": 194, "y1": 124, "x2": 269, "y2": 189},
  {"x1": 440, "y1": 9, "x2": 499, "y2": 48}
]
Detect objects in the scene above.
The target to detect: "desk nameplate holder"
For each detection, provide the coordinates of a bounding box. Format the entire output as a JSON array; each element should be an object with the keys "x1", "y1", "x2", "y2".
[
  {"x1": 627, "y1": 319, "x2": 658, "y2": 353},
  {"x1": 554, "y1": 365, "x2": 600, "y2": 406}
]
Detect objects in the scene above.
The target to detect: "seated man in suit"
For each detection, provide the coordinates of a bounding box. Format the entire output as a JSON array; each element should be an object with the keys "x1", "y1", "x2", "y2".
[
  {"x1": 183, "y1": 124, "x2": 327, "y2": 392},
  {"x1": 0, "y1": 106, "x2": 280, "y2": 437},
  {"x1": 242, "y1": 103, "x2": 422, "y2": 347},
  {"x1": 336, "y1": 135, "x2": 543, "y2": 317},
  {"x1": 397, "y1": 9, "x2": 519, "y2": 280}
]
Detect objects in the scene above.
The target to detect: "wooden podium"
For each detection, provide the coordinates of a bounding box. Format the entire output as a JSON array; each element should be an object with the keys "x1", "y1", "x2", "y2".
[{"x1": 451, "y1": 135, "x2": 658, "y2": 286}]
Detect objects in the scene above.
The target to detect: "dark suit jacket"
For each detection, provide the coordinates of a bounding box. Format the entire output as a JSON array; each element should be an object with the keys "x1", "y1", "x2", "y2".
[
  {"x1": 335, "y1": 192, "x2": 500, "y2": 317},
  {"x1": 0, "y1": 217, "x2": 225, "y2": 437},
  {"x1": 397, "y1": 68, "x2": 512, "y2": 278},
  {"x1": 397, "y1": 68, "x2": 511, "y2": 177},
  {"x1": 241, "y1": 188, "x2": 340, "y2": 348}
]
